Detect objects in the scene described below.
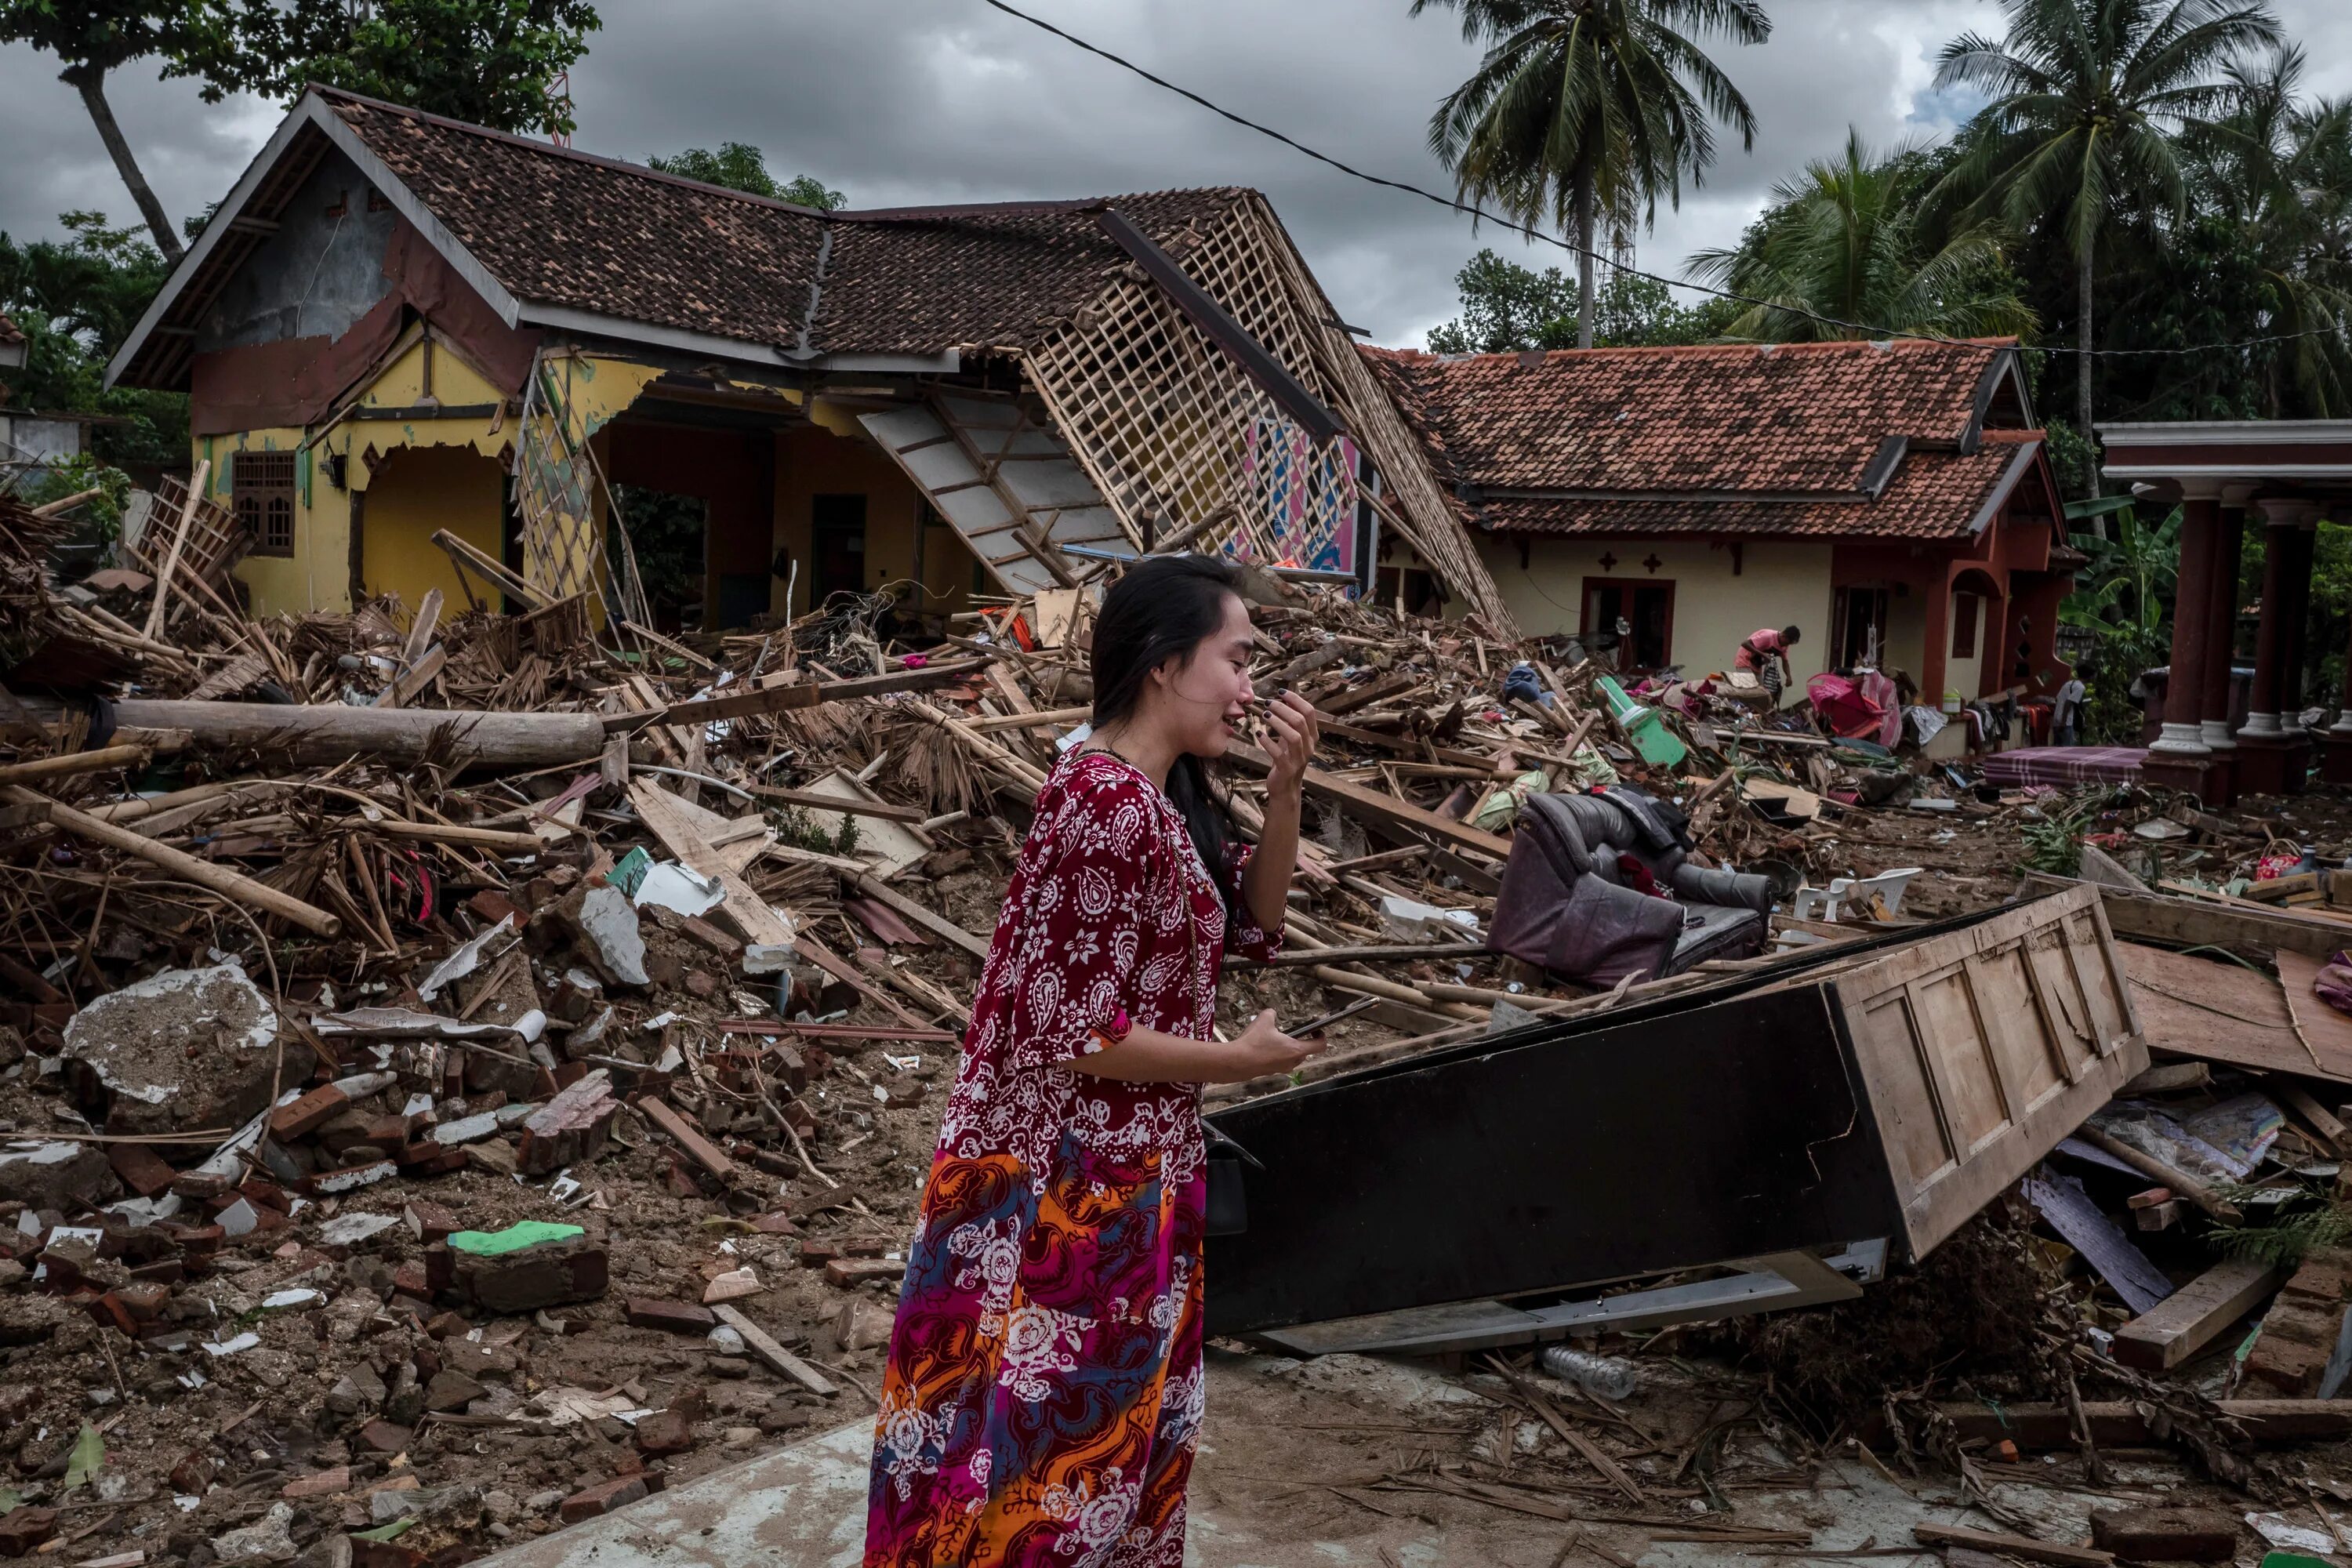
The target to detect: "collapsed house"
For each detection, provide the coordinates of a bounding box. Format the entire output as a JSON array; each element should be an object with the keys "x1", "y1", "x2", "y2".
[
  {"x1": 103, "y1": 86, "x2": 1508, "y2": 635},
  {"x1": 1366, "y1": 339, "x2": 2081, "y2": 756}
]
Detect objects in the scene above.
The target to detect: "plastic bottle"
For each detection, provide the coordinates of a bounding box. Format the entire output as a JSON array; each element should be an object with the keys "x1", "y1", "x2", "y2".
[{"x1": 1539, "y1": 1345, "x2": 1639, "y2": 1401}]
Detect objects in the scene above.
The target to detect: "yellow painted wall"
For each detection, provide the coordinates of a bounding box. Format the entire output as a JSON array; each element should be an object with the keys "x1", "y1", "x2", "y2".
[
  {"x1": 213, "y1": 334, "x2": 517, "y2": 617},
  {"x1": 359, "y1": 445, "x2": 506, "y2": 617},
  {"x1": 771, "y1": 409, "x2": 975, "y2": 624},
  {"x1": 1475, "y1": 535, "x2": 1836, "y2": 682}
]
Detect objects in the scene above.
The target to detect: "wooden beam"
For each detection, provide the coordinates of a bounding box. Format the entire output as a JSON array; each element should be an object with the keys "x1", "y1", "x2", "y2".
[
  {"x1": 2020, "y1": 873, "x2": 2344, "y2": 960},
  {"x1": 0, "y1": 744, "x2": 162, "y2": 786},
  {"x1": 657, "y1": 658, "x2": 993, "y2": 725},
  {"x1": 707, "y1": 1303, "x2": 835, "y2": 1396},
  {"x1": 1096, "y1": 209, "x2": 1345, "y2": 445},
  {"x1": 9, "y1": 784, "x2": 339, "y2": 937},
  {"x1": 2111, "y1": 1256, "x2": 2285, "y2": 1370},
  {"x1": 742, "y1": 784, "x2": 927, "y2": 824},
  {"x1": 1229, "y1": 745, "x2": 1513, "y2": 862},
  {"x1": 626, "y1": 779, "x2": 794, "y2": 946},
  {"x1": 851, "y1": 873, "x2": 991, "y2": 960},
  {"x1": 1911, "y1": 1525, "x2": 2111, "y2": 1567}
]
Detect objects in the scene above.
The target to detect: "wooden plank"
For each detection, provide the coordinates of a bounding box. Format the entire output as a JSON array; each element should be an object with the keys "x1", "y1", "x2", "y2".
[
  {"x1": 625, "y1": 779, "x2": 793, "y2": 946},
  {"x1": 2111, "y1": 1256, "x2": 2286, "y2": 1370},
  {"x1": 1911, "y1": 1524, "x2": 2111, "y2": 1567},
  {"x1": 1226, "y1": 743, "x2": 1512, "y2": 861},
  {"x1": 741, "y1": 784, "x2": 927, "y2": 824},
  {"x1": 658, "y1": 659, "x2": 993, "y2": 725},
  {"x1": 2020, "y1": 873, "x2": 2346, "y2": 960},
  {"x1": 793, "y1": 933, "x2": 931, "y2": 1032},
  {"x1": 707, "y1": 1304, "x2": 836, "y2": 1396},
  {"x1": 637, "y1": 1098, "x2": 742, "y2": 1185},
  {"x1": 1828, "y1": 884, "x2": 2148, "y2": 1261},
  {"x1": 2117, "y1": 944, "x2": 2345, "y2": 1082},
  {"x1": 2270, "y1": 949, "x2": 2352, "y2": 1086},
  {"x1": 851, "y1": 873, "x2": 990, "y2": 961}
]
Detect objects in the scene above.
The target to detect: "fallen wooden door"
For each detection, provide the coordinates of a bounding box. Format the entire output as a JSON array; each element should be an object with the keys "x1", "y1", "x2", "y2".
[{"x1": 1826, "y1": 883, "x2": 2144, "y2": 1260}]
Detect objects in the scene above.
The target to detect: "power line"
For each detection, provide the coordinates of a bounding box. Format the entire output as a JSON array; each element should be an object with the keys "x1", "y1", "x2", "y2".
[{"x1": 978, "y1": 0, "x2": 2347, "y2": 361}]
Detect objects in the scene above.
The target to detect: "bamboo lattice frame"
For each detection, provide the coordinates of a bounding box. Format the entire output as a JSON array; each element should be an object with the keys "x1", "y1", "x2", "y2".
[
  {"x1": 1022, "y1": 197, "x2": 1512, "y2": 630},
  {"x1": 514, "y1": 352, "x2": 651, "y2": 629}
]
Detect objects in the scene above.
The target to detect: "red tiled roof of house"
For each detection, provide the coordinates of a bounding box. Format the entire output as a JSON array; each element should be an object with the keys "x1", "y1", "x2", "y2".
[
  {"x1": 0, "y1": 313, "x2": 23, "y2": 347},
  {"x1": 328, "y1": 91, "x2": 1246, "y2": 358},
  {"x1": 1364, "y1": 338, "x2": 2038, "y2": 541}
]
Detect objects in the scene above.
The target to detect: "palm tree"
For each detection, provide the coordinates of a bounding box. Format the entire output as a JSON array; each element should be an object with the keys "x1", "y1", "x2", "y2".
[
  {"x1": 1688, "y1": 129, "x2": 2039, "y2": 343},
  {"x1": 1933, "y1": 0, "x2": 2282, "y2": 441},
  {"x1": 2183, "y1": 46, "x2": 2352, "y2": 415},
  {"x1": 1415, "y1": 0, "x2": 1770, "y2": 349}
]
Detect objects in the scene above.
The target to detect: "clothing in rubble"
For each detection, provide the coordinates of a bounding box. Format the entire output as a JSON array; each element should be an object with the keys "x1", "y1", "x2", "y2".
[{"x1": 864, "y1": 747, "x2": 1279, "y2": 1568}]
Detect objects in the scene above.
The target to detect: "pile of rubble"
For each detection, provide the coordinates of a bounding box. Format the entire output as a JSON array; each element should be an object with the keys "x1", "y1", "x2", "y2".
[{"x1": 1, "y1": 481, "x2": 2349, "y2": 1568}]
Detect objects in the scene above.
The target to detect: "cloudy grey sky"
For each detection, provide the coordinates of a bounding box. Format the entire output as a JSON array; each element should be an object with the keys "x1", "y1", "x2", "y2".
[{"x1": 6, "y1": 0, "x2": 2351, "y2": 347}]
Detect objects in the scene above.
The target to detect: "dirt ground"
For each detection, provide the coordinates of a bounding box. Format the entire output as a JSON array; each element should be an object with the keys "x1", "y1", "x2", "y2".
[{"x1": 9, "y1": 779, "x2": 2352, "y2": 1568}]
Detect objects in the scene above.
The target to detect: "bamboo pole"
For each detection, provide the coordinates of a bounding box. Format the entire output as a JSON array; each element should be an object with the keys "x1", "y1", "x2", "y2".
[{"x1": 6, "y1": 785, "x2": 341, "y2": 937}]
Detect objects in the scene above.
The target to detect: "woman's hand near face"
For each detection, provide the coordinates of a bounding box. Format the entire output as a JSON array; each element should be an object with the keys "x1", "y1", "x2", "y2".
[{"x1": 1261, "y1": 691, "x2": 1319, "y2": 796}]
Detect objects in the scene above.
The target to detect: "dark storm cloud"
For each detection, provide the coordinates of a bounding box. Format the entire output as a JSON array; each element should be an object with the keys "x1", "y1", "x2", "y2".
[{"x1": 6, "y1": 0, "x2": 2350, "y2": 347}]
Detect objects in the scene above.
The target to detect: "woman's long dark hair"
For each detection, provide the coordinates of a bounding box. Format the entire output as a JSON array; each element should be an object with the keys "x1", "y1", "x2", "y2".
[{"x1": 1090, "y1": 554, "x2": 1244, "y2": 918}]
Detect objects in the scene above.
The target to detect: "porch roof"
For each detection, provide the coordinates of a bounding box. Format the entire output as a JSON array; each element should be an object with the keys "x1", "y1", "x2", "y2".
[{"x1": 1363, "y1": 337, "x2": 2047, "y2": 542}]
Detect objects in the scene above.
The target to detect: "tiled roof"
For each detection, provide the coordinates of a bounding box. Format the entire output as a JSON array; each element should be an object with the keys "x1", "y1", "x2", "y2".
[
  {"x1": 0, "y1": 314, "x2": 22, "y2": 347},
  {"x1": 1364, "y1": 338, "x2": 2038, "y2": 541},
  {"x1": 327, "y1": 91, "x2": 1245, "y2": 358},
  {"x1": 1472, "y1": 434, "x2": 2041, "y2": 539}
]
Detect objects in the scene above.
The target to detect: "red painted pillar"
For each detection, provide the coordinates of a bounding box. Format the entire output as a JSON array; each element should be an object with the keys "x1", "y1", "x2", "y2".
[
  {"x1": 2200, "y1": 503, "x2": 2244, "y2": 752},
  {"x1": 2242, "y1": 520, "x2": 2292, "y2": 731},
  {"x1": 2278, "y1": 523, "x2": 2316, "y2": 717}
]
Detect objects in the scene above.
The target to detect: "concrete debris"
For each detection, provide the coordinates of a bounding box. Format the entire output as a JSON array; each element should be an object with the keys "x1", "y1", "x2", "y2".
[
  {"x1": 60, "y1": 964, "x2": 278, "y2": 1134},
  {"x1": 211, "y1": 1502, "x2": 299, "y2": 1564},
  {"x1": 0, "y1": 1138, "x2": 111, "y2": 1207}
]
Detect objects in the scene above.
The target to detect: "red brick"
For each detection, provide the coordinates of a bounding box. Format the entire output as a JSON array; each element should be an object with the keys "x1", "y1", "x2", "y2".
[
  {"x1": 626, "y1": 1298, "x2": 717, "y2": 1333},
  {"x1": 0, "y1": 1506, "x2": 57, "y2": 1555},
  {"x1": 104, "y1": 1141, "x2": 177, "y2": 1198},
  {"x1": 633, "y1": 1410, "x2": 695, "y2": 1456},
  {"x1": 355, "y1": 1419, "x2": 413, "y2": 1454},
  {"x1": 559, "y1": 1475, "x2": 648, "y2": 1523},
  {"x1": 823, "y1": 1258, "x2": 904, "y2": 1288},
  {"x1": 268, "y1": 1083, "x2": 351, "y2": 1141}
]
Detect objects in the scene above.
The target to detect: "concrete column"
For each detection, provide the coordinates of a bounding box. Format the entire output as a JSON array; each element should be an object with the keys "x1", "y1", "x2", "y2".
[
  {"x1": 2278, "y1": 523, "x2": 2316, "y2": 720},
  {"x1": 2151, "y1": 490, "x2": 2220, "y2": 757},
  {"x1": 2200, "y1": 499, "x2": 2246, "y2": 752},
  {"x1": 2239, "y1": 499, "x2": 2313, "y2": 737}
]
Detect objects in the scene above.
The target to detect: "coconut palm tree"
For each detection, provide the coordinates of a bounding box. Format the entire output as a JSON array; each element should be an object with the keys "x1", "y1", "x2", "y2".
[
  {"x1": 1933, "y1": 0, "x2": 2282, "y2": 441},
  {"x1": 2183, "y1": 46, "x2": 2352, "y2": 415},
  {"x1": 1688, "y1": 129, "x2": 2039, "y2": 343},
  {"x1": 1415, "y1": 0, "x2": 1770, "y2": 349}
]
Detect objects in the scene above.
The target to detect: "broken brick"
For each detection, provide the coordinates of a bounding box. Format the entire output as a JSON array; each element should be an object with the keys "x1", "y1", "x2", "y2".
[
  {"x1": 355, "y1": 1419, "x2": 413, "y2": 1454},
  {"x1": 405, "y1": 1201, "x2": 460, "y2": 1243},
  {"x1": 633, "y1": 1409, "x2": 696, "y2": 1456},
  {"x1": 625, "y1": 1298, "x2": 717, "y2": 1333},
  {"x1": 268, "y1": 1083, "x2": 351, "y2": 1141},
  {"x1": 0, "y1": 1506, "x2": 57, "y2": 1555},
  {"x1": 823, "y1": 1258, "x2": 905, "y2": 1288},
  {"x1": 436, "y1": 1232, "x2": 608, "y2": 1315},
  {"x1": 559, "y1": 1475, "x2": 648, "y2": 1524},
  {"x1": 516, "y1": 1069, "x2": 619, "y2": 1176},
  {"x1": 103, "y1": 1140, "x2": 178, "y2": 1198}
]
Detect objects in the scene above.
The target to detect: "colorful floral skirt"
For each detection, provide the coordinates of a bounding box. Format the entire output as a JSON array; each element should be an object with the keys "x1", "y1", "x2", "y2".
[{"x1": 864, "y1": 1132, "x2": 1205, "y2": 1567}]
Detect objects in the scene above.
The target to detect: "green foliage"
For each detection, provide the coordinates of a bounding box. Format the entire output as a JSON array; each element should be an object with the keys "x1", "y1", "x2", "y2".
[
  {"x1": 0, "y1": 213, "x2": 190, "y2": 476},
  {"x1": 2207, "y1": 1185, "x2": 2352, "y2": 1269},
  {"x1": 0, "y1": 0, "x2": 230, "y2": 75},
  {"x1": 60, "y1": 1424, "x2": 103, "y2": 1493},
  {"x1": 2040, "y1": 420, "x2": 2102, "y2": 499},
  {"x1": 232, "y1": 0, "x2": 601, "y2": 136},
  {"x1": 771, "y1": 804, "x2": 860, "y2": 858},
  {"x1": 610, "y1": 485, "x2": 704, "y2": 620},
  {"x1": 1428, "y1": 247, "x2": 1727, "y2": 352},
  {"x1": 27, "y1": 454, "x2": 135, "y2": 548},
  {"x1": 1414, "y1": 0, "x2": 1769, "y2": 344},
  {"x1": 647, "y1": 143, "x2": 845, "y2": 210},
  {"x1": 2057, "y1": 499, "x2": 2179, "y2": 741},
  {"x1": 2015, "y1": 792, "x2": 2099, "y2": 875},
  {"x1": 1689, "y1": 129, "x2": 2038, "y2": 343}
]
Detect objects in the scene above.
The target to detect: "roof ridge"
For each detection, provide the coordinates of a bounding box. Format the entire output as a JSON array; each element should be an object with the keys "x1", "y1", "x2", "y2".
[
  {"x1": 1367, "y1": 336, "x2": 2017, "y2": 368},
  {"x1": 310, "y1": 83, "x2": 843, "y2": 220}
]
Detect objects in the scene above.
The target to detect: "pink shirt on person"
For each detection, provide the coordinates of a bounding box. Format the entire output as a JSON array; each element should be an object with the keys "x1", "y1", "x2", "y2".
[{"x1": 1735, "y1": 628, "x2": 1784, "y2": 670}]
